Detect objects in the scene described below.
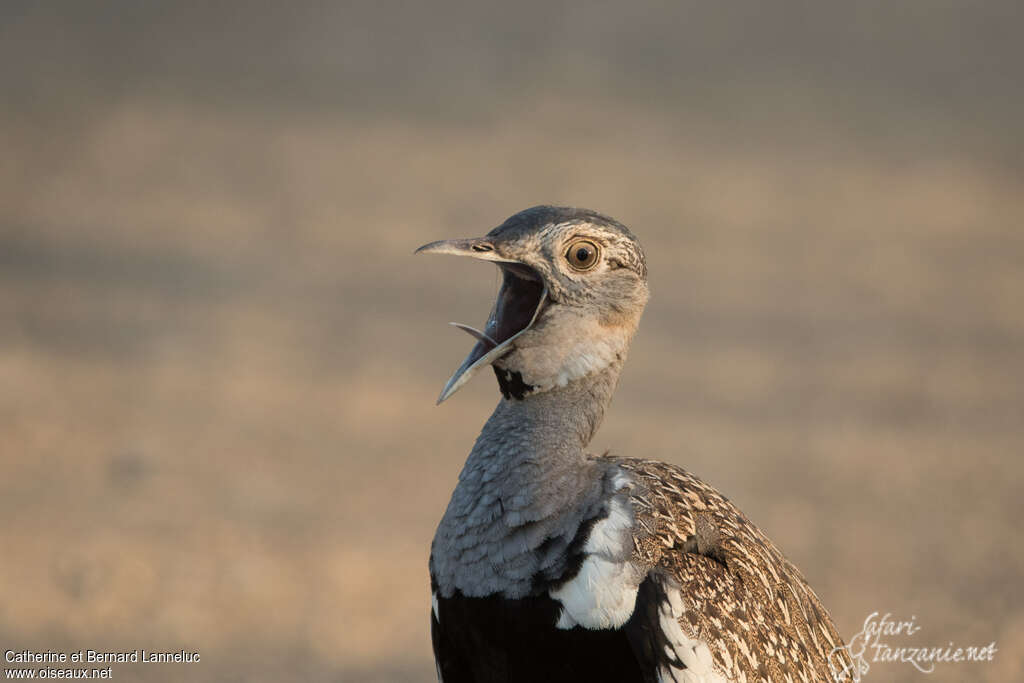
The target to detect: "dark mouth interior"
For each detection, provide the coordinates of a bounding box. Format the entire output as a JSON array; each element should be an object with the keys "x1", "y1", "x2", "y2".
[
  {"x1": 450, "y1": 264, "x2": 546, "y2": 374},
  {"x1": 487, "y1": 266, "x2": 545, "y2": 348}
]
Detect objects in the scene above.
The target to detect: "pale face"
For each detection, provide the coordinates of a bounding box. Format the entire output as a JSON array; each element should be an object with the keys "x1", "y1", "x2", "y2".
[{"x1": 417, "y1": 207, "x2": 648, "y2": 401}]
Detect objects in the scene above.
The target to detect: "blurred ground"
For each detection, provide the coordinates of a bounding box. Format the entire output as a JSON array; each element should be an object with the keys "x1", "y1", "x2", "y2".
[{"x1": 1, "y1": 2, "x2": 1022, "y2": 681}]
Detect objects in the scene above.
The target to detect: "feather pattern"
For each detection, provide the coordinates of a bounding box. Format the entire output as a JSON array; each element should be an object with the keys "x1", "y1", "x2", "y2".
[{"x1": 611, "y1": 457, "x2": 851, "y2": 682}]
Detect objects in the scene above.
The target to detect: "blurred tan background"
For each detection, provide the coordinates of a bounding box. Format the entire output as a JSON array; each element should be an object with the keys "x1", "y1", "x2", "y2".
[{"x1": 2, "y1": 2, "x2": 1022, "y2": 681}]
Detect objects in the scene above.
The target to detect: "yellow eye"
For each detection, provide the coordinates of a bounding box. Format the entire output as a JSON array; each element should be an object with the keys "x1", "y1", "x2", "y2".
[{"x1": 565, "y1": 240, "x2": 600, "y2": 271}]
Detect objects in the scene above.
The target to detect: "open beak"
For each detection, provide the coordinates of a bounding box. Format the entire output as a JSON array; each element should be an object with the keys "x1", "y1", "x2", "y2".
[{"x1": 416, "y1": 237, "x2": 547, "y2": 404}]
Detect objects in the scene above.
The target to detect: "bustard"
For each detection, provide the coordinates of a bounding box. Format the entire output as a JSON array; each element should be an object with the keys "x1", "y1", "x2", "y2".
[{"x1": 418, "y1": 206, "x2": 851, "y2": 682}]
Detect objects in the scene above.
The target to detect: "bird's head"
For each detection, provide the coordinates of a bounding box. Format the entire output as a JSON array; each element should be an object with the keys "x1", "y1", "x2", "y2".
[{"x1": 417, "y1": 206, "x2": 649, "y2": 403}]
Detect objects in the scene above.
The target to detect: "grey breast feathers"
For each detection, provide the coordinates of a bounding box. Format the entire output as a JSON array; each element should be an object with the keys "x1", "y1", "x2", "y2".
[{"x1": 609, "y1": 457, "x2": 852, "y2": 683}]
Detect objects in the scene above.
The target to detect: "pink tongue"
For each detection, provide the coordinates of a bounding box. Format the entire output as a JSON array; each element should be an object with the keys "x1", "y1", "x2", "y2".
[{"x1": 449, "y1": 322, "x2": 497, "y2": 350}]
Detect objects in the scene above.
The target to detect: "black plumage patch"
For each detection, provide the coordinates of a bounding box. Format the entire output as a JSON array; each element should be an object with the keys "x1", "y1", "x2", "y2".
[
  {"x1": 431, "y1": 575, "x2": 692, "y2": 683},
  {"x1": 432, "y1": 590, "x2": 646, "y2": 683},
  {"x1": 432, "y1": 574, "x2": 693, "y2": 683},
  {"x1": 623, "y1": 573, "x2": 690, "y2": 678},
  {"x1": 493, "y1": 366, "x2": 534, "y2": 400}
]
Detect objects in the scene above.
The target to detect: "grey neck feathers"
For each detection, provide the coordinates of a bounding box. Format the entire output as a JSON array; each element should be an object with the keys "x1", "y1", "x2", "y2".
[
  {"x1": 471, "y1": 357, "x2": 623, "y2": 477},
  {"x1": 431, "y1": 360, "x2": 626, "y2": 597}
]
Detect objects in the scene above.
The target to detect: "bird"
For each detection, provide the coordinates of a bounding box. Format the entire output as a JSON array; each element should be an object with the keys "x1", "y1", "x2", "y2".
[{"x1": 417, "y1": 206, "x2": 852, "y2": 683}]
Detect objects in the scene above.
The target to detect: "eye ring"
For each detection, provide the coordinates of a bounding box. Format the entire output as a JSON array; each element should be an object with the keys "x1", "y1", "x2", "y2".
[{"x1": 565, "y1": 240, "x2": 600, "y2": 271}]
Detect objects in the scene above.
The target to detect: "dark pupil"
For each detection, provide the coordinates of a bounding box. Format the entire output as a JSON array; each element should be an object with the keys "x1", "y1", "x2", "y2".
[{"x1": 575, "y1": 247, "x2": 590, "y2": 262}]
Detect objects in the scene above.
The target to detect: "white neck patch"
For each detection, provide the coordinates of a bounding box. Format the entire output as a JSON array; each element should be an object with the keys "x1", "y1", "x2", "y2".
[
  {"x1": 498, "y1": 314, "x2": 634, "y2": 394},
  {"x1": 550, "y1": 473, "x2": 640, "y2": 630}
]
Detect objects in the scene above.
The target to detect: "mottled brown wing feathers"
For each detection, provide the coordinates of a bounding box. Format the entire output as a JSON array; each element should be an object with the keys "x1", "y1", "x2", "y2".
[{"x1": 609, "y1": 457, "x2": 851, "y2": 683}]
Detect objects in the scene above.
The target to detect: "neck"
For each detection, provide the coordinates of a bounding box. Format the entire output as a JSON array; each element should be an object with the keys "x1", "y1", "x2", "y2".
[
  {"x1": 432, "y1": 358, "x2": 628, "y2": 596},
  {"x1": 457, "y1": 359, "x2": 624, "y2": 518}
]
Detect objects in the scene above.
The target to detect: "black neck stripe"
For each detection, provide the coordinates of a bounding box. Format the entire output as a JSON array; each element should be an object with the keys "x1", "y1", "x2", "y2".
[{"x1": 494, "y1": 366, "x2": 535, "y2": 400}]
